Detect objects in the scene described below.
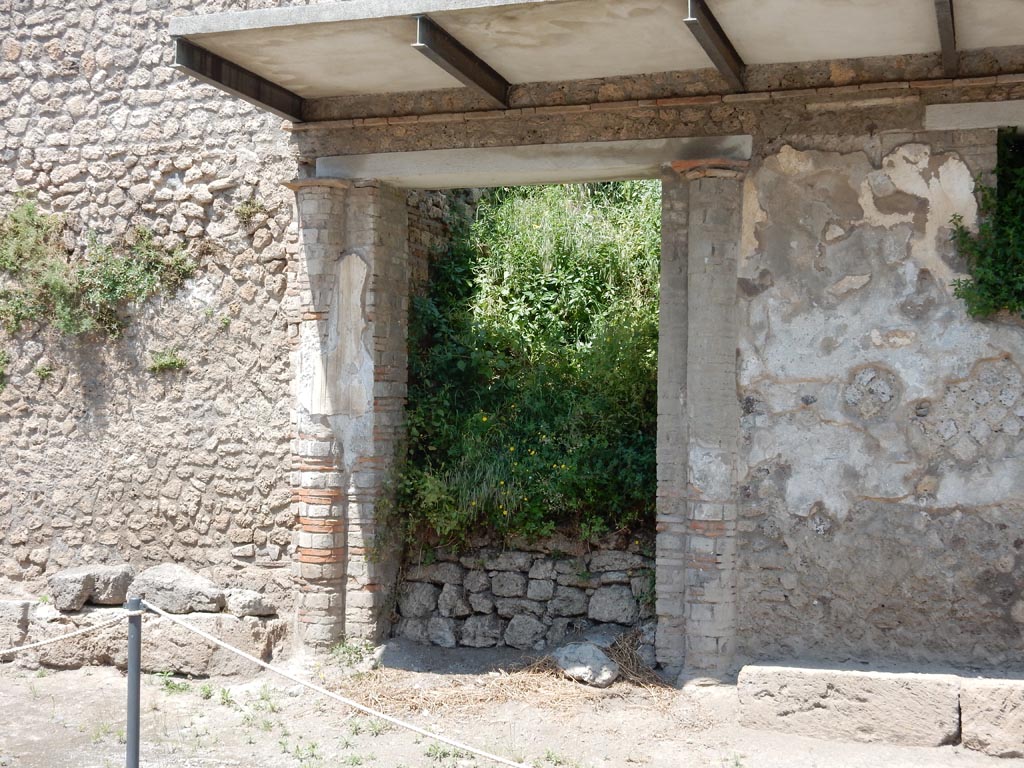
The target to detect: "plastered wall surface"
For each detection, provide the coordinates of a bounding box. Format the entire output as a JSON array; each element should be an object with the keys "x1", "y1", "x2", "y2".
[{"x1": 736, "y1": 132, "x2": 1024, "y2": 667}]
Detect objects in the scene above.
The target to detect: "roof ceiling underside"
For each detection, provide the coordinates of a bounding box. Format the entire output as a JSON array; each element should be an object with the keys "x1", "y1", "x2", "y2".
[{"x1": 169, "y1": 0, "x2": 1024, "y2": 101}]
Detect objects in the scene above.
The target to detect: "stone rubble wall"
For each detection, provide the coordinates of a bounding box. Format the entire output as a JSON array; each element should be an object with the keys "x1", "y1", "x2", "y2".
[
  {"x1": 0, "y1": 1, "x2": 454, "y2": 626},
  {"x1": 395, "y1": 543, "x2": 655, "y2": 652}
]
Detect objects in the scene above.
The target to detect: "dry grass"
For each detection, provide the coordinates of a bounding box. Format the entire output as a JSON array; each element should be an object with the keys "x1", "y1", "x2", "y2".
[{"x1": 325, "y1": 635, "x2": 674, "y2": 718}]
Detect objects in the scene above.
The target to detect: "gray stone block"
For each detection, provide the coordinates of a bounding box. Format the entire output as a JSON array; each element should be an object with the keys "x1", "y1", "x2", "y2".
[
  {"x1": 461, "y1": 614, "x2": 502, "y2": 648},
  {"x1": 406, "y1": 561, "x2": 465, "y2": 585},
  {"x1": 961, "y1": 678, "x2": 1024, "y2": 758},
  {"x1": 588, "y1": 585, "x2": 638, "y2": 625},
  {"x1": 437, "y1": 584, "x2": 472, "y2": 618},
  {"x1": 504, "y1": 614, "x2": 546, "y2": 650},
  {"x1": 491, "y1": 571, "x2": 527, "y2": 597},
  {"x1": 0, "y1": 600, "x2": 31, "y2": 657},
  {"x1": 427, "y1": 617, "x2": 457, "y2": 648},
  {"x1": 552, "y1": 642, "x2": 619, "y2": 688},
  {"x1": 398, "y1": 582, "x2": 439, "y2": 618},
  {"x1": 737, "y1": 665, "x2": 961, "y2": 747},
  {"x1": 494, "y1": 598, "x2": 544, "y2": 618},
  {"x1": 548, "y1": 586, "x2": 588, "y2": 617},
  {"x1": 468, "y1": 591, "x2": 494, "y2": 614},
  {"x1": 48, "y1": 567, "x2": 95, "y2": 612},
  {"x1": 463, "y1": 569, "x2": 490, "y2": 593},
  {"x1": 225, "y1": 589, "x2": 276, "y2": 617},
  {"x1": 526, "y1": 579, "x2": 554, "y2": 601}
]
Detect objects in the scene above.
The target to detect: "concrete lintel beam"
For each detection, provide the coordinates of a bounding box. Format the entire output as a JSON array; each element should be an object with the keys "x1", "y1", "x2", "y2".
[
  {"x1": 934, "y1": 0, "x2": 959, "y2": 78},
  {"x1": 684, "y1": 0, "x2": 745, "y2": 93},
  {"x1": 173, "y1": 37, "x2": 304, "y2": 122},
  {"x1": 412, "y1": 15, "x2": 509, "y2": 109}
]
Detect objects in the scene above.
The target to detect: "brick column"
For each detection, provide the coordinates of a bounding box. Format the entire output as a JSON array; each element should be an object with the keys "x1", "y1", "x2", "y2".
[
  {"x1": 285, "y1": 178, "x2": 408, "y2": 648},
  {"x1": 655, "y1": 170, "x2": 690, "y2": 672},
  {"x1": 680, "y1": 159, "x2": 746, "y2": 679},
  {"x1": 655, "y1": 160, "x2": 746, "y2": 680}
]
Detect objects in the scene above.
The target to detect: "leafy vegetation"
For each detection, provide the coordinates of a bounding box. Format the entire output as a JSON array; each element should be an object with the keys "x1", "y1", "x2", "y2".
[
  {"x1": 147, "y1": 348, "x2": 187, "y2": 373},
  {"x1": 399, "y1": 182, "x2": 660, "y2": 545},
  {"x1": 0, "y1": 348, "x2": 8, "y2": 392},
  {"x1": 0, "y1": 199, "x2": 196, "y2": 337},
  {"x1": 952, "y1": 130, "x2": 1024, "y2": 318}
]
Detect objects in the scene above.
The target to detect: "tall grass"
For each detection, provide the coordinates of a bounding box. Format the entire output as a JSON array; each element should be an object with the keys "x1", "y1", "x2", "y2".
[{"x1": 400, "y1": 181, "x2": 661, "y2": 545}]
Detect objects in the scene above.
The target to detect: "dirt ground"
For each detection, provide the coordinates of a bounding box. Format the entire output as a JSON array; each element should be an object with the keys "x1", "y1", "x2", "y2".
[{"x1": 0, "y1": 639, "x2": 1015, "y2": 768}]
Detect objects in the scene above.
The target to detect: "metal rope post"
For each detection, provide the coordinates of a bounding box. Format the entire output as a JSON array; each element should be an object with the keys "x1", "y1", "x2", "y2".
[{"x1": 125, "y1": 597, "x2": 142, "y2": 768}]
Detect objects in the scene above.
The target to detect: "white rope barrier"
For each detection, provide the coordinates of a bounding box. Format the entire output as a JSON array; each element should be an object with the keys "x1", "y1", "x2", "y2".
[
  {"x1": 140, "y1": 599, "x2": 532, "y2": 768},
  {"x1": 0, "y1": 613, "x2": 130, "y2": 657}
]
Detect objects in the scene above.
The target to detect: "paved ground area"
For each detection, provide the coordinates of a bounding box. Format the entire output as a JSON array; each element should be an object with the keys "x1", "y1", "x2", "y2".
[{"x1": 0, "y1": 640, "x2": 1015, "y2": 768}]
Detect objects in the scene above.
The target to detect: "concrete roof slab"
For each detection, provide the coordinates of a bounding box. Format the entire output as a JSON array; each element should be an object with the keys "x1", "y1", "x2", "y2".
[
  {"x1": 956, "y1": 0, "x2": 1024, "y2": 52},
  {"x1": 710, "y1": 0, "x2": 940, "y2": 65}
]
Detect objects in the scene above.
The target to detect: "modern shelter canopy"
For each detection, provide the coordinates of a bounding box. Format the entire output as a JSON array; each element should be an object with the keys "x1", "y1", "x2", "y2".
[{"x1": 168, "y1": 0, "x2": 1024, "y2": 122}]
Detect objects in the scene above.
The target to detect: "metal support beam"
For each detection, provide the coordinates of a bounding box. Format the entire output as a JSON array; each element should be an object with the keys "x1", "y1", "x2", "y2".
[
  {"x1": 173, "y1": 37, "x2": 305, "y2": 122},
  {"x1": 412, "y1": 15, "x2": 510, "y2": 109},
  {"x1": 684, "y1": 0, "x2": 745, "y2": 92},
  {"x1": 934, "y1": 0, "x2": 959, "y2": 78}
]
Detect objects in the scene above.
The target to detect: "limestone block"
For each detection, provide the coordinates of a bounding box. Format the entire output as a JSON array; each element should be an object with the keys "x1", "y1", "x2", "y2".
[
  {"x1": 225, "y1": 589, "x2": 277, "y2": 617},
  {"x1": 961, "y1": 678, "x2": 1024, "y2": 758},
  {"x1": 140, "y1": 614, "x2": 287, "y2": 677},
  {"x1": 48, "y1": 567, "x2": 95, "y2": 611},
  {"x1": 552, "y1": 642, "x2": 619, "y2": 688},
  {"x1": 491, "y1": 572, "x2": 527, "y2": 597},
  {"x1": 437, "y1": 584, "x2": 472, "y2": 618},
  {"x1": 397, "y1": 582, "x2": 439, "y2": 619},
  {"x1": 528, "y1": 559, "x2": 557, "y2": 580},
  {"x1": 460, "y1": 614, "x2": 502, "y2": 648},
  {"x1": 0, "y1": 599, "x2": 31, "y2": 657},
  {"x1": 89, "y1": 564, "x2": 135, "y2": 605},
  {"x1": 588, "y1": 586, "x2": 638, "y2": 625},
  {"x1": 504, "y1": 614, "x2": 547, "y2": 650},
  {"x1": 128, "y1": 564, "x2": 225, "y2": 614},
  {"x1": 737, "y1": 665, "x2": 961, "y2": 747}
]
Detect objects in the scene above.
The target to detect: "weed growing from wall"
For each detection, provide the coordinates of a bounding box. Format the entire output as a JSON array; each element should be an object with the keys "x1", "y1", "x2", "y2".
[
  {"x1": 148, "y1": 349, "x2": 187, "y2": 373},
  {"x1": 400, "y1": 182, "x2": 660, "y2": 546},
  {"x1": 952, "y1": 130, "x2": 1024, "y2": 318},
  {"x1": 0, "y1": 199, "x2": 197, "y2": 338}
]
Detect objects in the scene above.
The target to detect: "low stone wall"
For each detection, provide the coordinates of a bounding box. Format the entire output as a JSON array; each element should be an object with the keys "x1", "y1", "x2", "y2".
[{"x1": 395, "y1": 542, "x2": 655, "y2": 652}]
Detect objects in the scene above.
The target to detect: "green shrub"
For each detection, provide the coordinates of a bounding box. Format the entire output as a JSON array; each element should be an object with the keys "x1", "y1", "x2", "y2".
[
  {"x1": 0, "y1": 348, "x2": 9, "y2": 392},
  {"x1": 148, "y1": 349, "x2": 187, "y2": 373},
  {"x1": 400, "y1": 182, "x2": 660, "y2": 545},
  {"x1": 952, "y1": 133, "x2": 1024, "y2": 318},
  {"x1": 0, "y1": 200, "x2": 197, "y2": 337}
]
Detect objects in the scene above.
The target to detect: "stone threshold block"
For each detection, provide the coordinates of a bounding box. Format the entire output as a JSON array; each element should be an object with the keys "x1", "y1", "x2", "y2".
[
  {"x1": 737, "y1": 665, "x2": 961, "y2": 747},
  {"x1": 961, "y1": 678, "x2": 1024, "y2": 758}
]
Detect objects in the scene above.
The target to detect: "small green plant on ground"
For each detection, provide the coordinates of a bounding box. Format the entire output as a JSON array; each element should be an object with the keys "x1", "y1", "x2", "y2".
[
  {"x1": 148, "y1": 349, "x2": 187, "y2": 373},
  {"x1": 0, "y1": 199, "x2": 197, "y2": 337},
  {"x1": 156, "y1": 670, "x2": 190, "y2": 693},
  {"x1": 329, "y1": 636, "x2": 375, "y2": 666},
  {"x1": 198, "y1": 682, "x2": 213, "y2": 700},
  {"x1": 0, "y1": 349, "x2": 8, "y2": 392},
  {"x1": 234, "y1": 194, "x2": 267, "y2": 226},
  {"x1": 400, "y1": 182, "x2": 660, "y2": 545},
  {"x1": 34, "y1": 363, "x2": 53, "y2": 381},
  {"x1": 952, "y1": 130, "x2": 1024, "y2": 318},
  {"x1": 219, "y1": 687, "x2": 235, "y2": 708}
]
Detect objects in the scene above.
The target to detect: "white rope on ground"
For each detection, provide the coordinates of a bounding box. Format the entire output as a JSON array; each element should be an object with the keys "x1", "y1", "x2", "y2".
[
  {"x1": 0, "y1": 613, "x2": 131, "y2": 657},
  {"x1": 141, "y1": 599, "x2": 532, "y2": 768}
]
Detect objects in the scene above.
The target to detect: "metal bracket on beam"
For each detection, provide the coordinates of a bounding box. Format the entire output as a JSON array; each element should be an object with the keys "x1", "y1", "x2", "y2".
[
  {"x1": 934, "y1": 0, "x2": 959, "y2": 78},
  {"x1": 412, "y1": 15, "x2": 510, "y2": 109},
  {"x1": 684, "y1": 0, "x2": 745, "y2": 92},
  {"x1": 173, "y1": 37, "x2": 305, "y2": 122}
]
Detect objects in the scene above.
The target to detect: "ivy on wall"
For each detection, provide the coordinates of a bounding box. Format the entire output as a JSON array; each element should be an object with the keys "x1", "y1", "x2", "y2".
[{"x1": 952, "y1": 130, "x2": 1024, "y2": 318}]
